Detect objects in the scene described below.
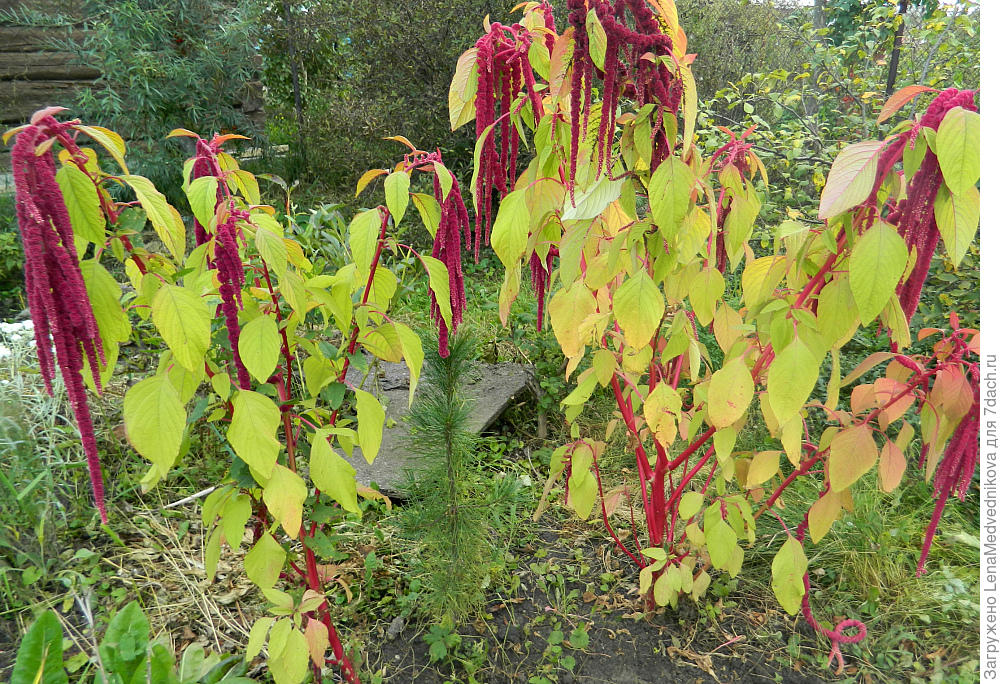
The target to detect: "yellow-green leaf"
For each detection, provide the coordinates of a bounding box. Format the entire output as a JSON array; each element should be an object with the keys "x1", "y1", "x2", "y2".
[
  {"x1": 818, "y1": 140, "x2": 884, "y2": 219},
  {"x1": 491, "y1": 189, "x2": 529, "y2": 270},
  {"x1": 124, "y1": 374, "x2": 185, "y2": 476},
  {"x1": 741, "y1": 255, "x2": 786, "y2": 309},
  {"x1": 448, "y1": 47, "x2": 479, "y2": 130},
  {"x1": 355, "y1": 389, "x2": 385, "y2": 464},
  {"x1": 310, "y1": 435, "x2": 360, "y2": 515},
  {"x1": 151, "y1": 285, "x2": 210, "y2": 372},
  {"x1": 550, "y1": 281, "x2": 597, "y2": 359},
  {"x1": 689, "y1": 267, "x2": 724, "y2": 325},
  {"x1": 396, "y1": 322, "x2": 424, "y2": 407},
  {"x1": 936, "y1": 108, "x2": 979, "y2": 195},
  {"x1": 829, "y1": 424, "x2": 878, "y2": 492},
  {"x1": 123, "y1": 174, "x2": 185, "y2": 261},
  {"x1": 227, "y1": 390, "x2": 282, "y2": 479},
  {"x1": 747, "y1": 450, "x2": 781, "y2": 487},
  {"x1": 767, "y1": 337, "x2": 819, "y2": 427},
  {"x1": 649, "y1": 156, "x2": 695, "y2": 237},
  {"x1": 55, "y1": 163, "x2": 105, "y2": 244},
  {"x1": 263, "y1": 465, "x2": 307, "y2": 538},
  {"x1": 934, "y1": 185, "x2": 979, "y2": 268},
  {"x1": 186, "y1": 175, "x2": 219, "y2": 229},
  {"x1": 422, "y1": 255, "x2": 453, "y2": 331},
  {"x1": 239, "y1": 316, "x2": 281, "y2": 384},
  {"x1": 707, "y1": 358, "x2": 754, "y2": 428},
  {"x1": 349, "y1": 208, "x2": 381, "y2": 270},
  {"x1": 849, "y1": 221, "x2": 908, "y2": 325},
  {"x1": 245, "y1": 533, "x2": 285, "y2": 590},
  {"x1": 384, "y1": 171, "x2": 409, "y2": 226},
  {"x1": 771, "y1": 537, "x2": 807, "y2": 615},
  {"x1": 613, "y1": 271, "x2": 664, "y2": 349}
]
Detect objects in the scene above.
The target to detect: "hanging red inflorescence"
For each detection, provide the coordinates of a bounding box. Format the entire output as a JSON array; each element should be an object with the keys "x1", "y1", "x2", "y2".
[
  {"x1": 215, "y1": 203, "x2": 252, "y2": 389},
  {"x1": 864, "y1": 88, "x2": 978, "y2": 321},
  {"x1": 191, "y1": 138, "x2": 225, "y2": 247},
  {"x1": 405, "y1": 150, "x2": 472, "y2": 358},
  {"x1": 472, "y1": 17, "x2": 545, "y2": 261},
  {"x1": 11, "y1": 114, "x2": 109, "y2": 522},
  {"x1": 567, "y1": 0, "x2": 681, "y2": 194}
]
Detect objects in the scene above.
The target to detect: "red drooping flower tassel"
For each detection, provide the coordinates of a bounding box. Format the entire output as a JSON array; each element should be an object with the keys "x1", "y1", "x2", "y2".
[
  {"x1": 191, "y1": 138, "x2": 224, "y2": 247},
  {"x1": 216, "y1": 204, "x2": 252, "y2": 389},
  {"x1": 405, "y1": 149, "x2": 472, "y2": 357},
  {"x1": 869, "y1": 88, "x2": 978, "y2": 321},
  {"x1": 916, "y1": 364, "x2": 979, "y2": 577},
  {"x1": 11, "y1": 116, "x2": 109, "y2": 522}
]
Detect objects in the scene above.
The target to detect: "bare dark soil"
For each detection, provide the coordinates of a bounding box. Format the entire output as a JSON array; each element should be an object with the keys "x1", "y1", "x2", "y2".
[{"x1": 360, "y1": 519, "x2": 833, "y2": 684}]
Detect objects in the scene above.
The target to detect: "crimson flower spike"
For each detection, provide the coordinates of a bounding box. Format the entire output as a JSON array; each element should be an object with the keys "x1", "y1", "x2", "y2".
[
  {"x1": 472, "y1": 7, "x2": 549, "y2": 261},
  {"x1": 11, "y1": 115, "x2": 109, "y2": 522}
]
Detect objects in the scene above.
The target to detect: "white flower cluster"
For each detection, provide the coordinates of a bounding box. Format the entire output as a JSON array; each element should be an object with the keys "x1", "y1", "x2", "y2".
[{"x1": 0, "y1": 319, "x2": 36, "y2": 362}]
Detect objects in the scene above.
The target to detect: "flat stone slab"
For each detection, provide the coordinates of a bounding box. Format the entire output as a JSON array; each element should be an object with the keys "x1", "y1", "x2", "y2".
[{"x1": 343, "y1": 358, "x2": 533, "y2": 494}]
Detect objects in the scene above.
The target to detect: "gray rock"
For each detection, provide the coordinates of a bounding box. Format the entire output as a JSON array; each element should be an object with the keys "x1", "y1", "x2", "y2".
[{"x1": 342, "y1": 357, "x2": 533, "y2": 495}]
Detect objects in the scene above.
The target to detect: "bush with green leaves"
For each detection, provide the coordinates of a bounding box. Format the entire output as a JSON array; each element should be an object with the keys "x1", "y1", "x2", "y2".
[{"x1": 11, "y1": 602, "x2": 252, "y2": 683}]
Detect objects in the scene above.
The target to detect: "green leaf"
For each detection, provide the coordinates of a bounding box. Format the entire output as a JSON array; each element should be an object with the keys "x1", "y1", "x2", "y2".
[
  {"x1": 245, "y1": 533, "x2": 285, "y2": 590},
  {"x1": 123, "y1": 174, "x2": 185, "y2": 260},
  {"x1": 491, "y1": 188, "x2": 530, "y2": 270},
  {"x1": 55, "y1": 163, "x2": 105, "y2": 244},
  {"x1": 151, "y1": 285, "x2": 210, "y2": 373},
  {"x1": 271, "y1": 625, "x2": 309, "y2": 684},
  {"x1": 612, "y1": 271, "x2": 664, "y2": 349},
  {"x1": 817, "y1": 276, "x2": 858, "y2": 348},
  {"x1": 818, "y1": 140, "x2": 884, "y2": 219},
  {"x1": 449, "y1": 47, "x2": 479, "y2": 130},
  {"x1": 205, "y1": 525, "x2": 223, "y2": 581},
  {"x1": 936, "y1": 108, "x2": 979, "y2": 195},
  {"x1": 934, "y1": 185, "x2": 979, "y2": 268},
  {"x1": 239, "y1": 316, "x2": 281, "y2": 384},
  {"x1": 829, "y1": 424, "x2": 878, "y2": 492},
  {"x1": 741, "y1": 256, "x2": 786, "y2": 309},
  {"x1": 355, "y1": 389, "x2": 385, "y2": 465},
  {"x1": 585, "y1": 8, "x2": 607, "y2": 68},
  {"x1": 310, "y1": 435, "x2": 360, "y2": 515},
  {"x1": 98, "y1": 601, "x2": 149, "y2": 681},
  {"x1": 569, "y1": 471, "x2": 598, "y2": 519},
  {"x1": 849, "y1": 222, "x2": 908, "y2": 325},
  {"x1": 707, "y1": 359, "x2": 754, "y2": 428},
  {"x1": 704, "y1": 503, "x2": 738, "y2": 570},
  {"x1": 550, "y1": 281, "x2": 597, "y2": 359},
  {"x1": 186, "y1": 176, "x2": 219, "y2": 229},
  {"x1": 649, "y1": 156, "x2": 695, "y2": 237},
  {"x1": 678, "y1": 492, "x2": 704, "y2": 520},
  {"x1": 689, "y1": 267, "x2": 724, "y2": 325},
  {"x1": 246, "y1": 617, "x2": 275, "y2": 663},
  {"x1": 349, "y1": 208, "x2": 381, "y2": 270},
  {"x1": 396, "y1": 323, "x2": 424, "y2": 407},
  {"x1": 255, "y1": 221, "x2": 287, "y2": 274},
  {"x1": 221, "y1": 493, "x2": 251, "y2": 549},
  {"x1": 422, "y1": 255, "x2": 453, "y2": 330},
  {"x1": 124, "y1": 374, "x2": 186, "y2": 477},
  {"x1": 771, "y1": 538, "x2": 807, "y2": 615},
  {"x1": 562, "y1": 174, "x2": 625, "y2": 221},
  {"x1": 412, "y1": 192, "x2": 442, "y2": 238},
  {"x1": 767, "y1": 338, "x2": 819, "y2": 428},
  {"x1": 10, "y1": 610, "x2": 67, "y2": 684},
  {"x1": 384, "y1": 171, "x2": 410, "y2": 226},
  {"x1": 262, "y1": 464, "x2": 307, "y2": 538},
  {"x1": 722, "y1": 195, "x2": 758, "y2": 269},
  {"x1": 227, "y1": 390, "x2": 282, "y2": 479}
]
